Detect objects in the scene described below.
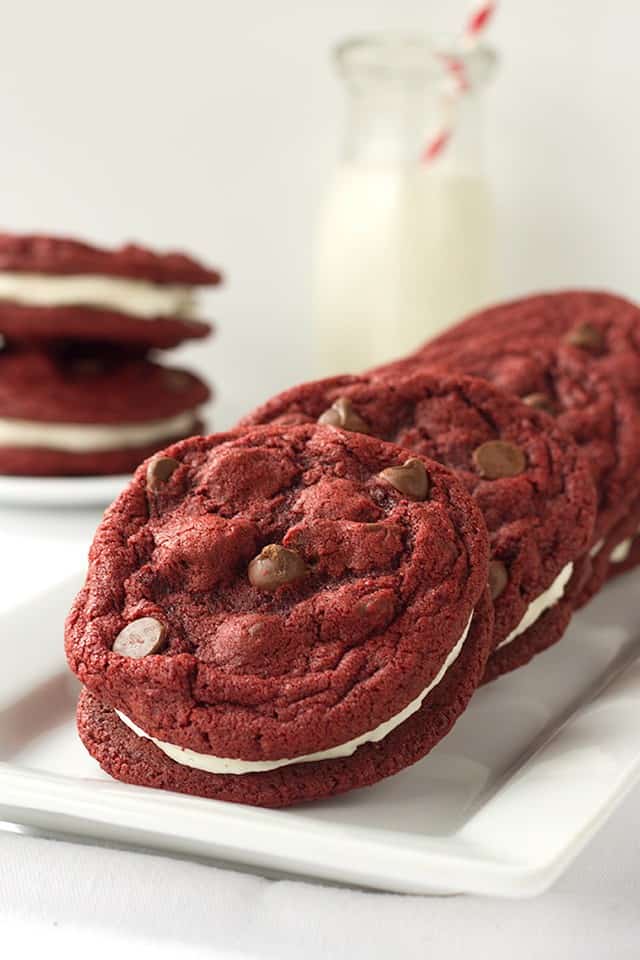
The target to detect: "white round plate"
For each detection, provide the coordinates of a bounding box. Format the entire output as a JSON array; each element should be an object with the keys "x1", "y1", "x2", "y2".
[{"x1": 0, "y1": 473, "x2": 130, "y2": 508}]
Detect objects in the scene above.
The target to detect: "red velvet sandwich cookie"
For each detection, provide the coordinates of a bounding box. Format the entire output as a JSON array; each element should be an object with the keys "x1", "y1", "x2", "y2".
[
  {"x1": 376, "y1": 291, "x2": 640, "y2": 584},
  {"x1": 0, "y1": 232, "x2": 221, "y2": 348},
  {"x1": 241, "y1": 371, "x2": 596, "y2": 679},
  {"x1": 0, "y1": 344, "x2": 209, "y2": 476},
  {"x1": 373, "y1": 335, "x2": 640, "y2": 602},
  {"x1": 425, "y1": 290, "x2": 640, "y2": 581},
  {"x1": 66, "y1": 423, "x2": 493, "y2": 807}
]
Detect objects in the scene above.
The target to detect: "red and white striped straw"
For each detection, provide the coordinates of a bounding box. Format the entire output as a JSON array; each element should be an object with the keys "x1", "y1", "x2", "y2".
[{"x1": 421, "y1": 0, "x2": 496, "y2": 163}]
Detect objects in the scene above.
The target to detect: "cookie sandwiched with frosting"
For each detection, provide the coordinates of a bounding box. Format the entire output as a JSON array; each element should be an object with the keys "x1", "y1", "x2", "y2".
[
  {"x1": 372, "y1": 290, "x2": 640, "y2": 588},
  {"x1": 241, "y1": 371, "x2": 597, "y2": 681},
  {"x1": 66, "y1": 423, "x2": 493, "y2": 807},
  {"x1": 0, "y1": 232, "x2": 221, "y2": 348},
  {"x1": 0, "y1": 343, "x2": 209, "y2": 476},
  {"x1": 374, "y1": 338, "x2": 640, "y2": 602},
  {"x1": 437, "y1": 290, "x2": 640, "y2": 584}
]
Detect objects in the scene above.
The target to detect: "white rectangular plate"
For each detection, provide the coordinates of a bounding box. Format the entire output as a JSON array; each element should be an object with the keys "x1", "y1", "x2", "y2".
[{"x1": 1, "y1": 571, "x2": 640, "y2": 897}]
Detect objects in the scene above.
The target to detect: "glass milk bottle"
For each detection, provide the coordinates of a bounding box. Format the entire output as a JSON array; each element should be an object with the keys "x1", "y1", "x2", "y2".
[{"x1": 312, "y1": 35, "x2": 497, "y2": 376}]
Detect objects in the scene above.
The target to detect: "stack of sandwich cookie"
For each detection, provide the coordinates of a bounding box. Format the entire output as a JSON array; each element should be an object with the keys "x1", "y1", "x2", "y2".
[
  {"x1": 0, "y1": 232, "x2": 221, "y2": 476},
  {"x1": 241, "y1": 370, "x2": 597, "y2": 681},
  {"x1": 66, "y1": 423, "x2": 493, "y2": 807}
]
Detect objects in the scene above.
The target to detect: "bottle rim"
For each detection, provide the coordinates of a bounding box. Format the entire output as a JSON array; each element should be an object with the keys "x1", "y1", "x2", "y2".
[{"x1": 335, "y1": 33, "x2": 497, "y2": 90}]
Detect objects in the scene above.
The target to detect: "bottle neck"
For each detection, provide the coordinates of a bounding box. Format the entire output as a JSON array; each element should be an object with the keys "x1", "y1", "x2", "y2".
[{"x1": 340, "y1": 85, "x2": 488, "y2": 173}]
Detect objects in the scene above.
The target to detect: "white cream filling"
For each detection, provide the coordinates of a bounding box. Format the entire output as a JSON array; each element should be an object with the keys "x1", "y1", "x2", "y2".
[
  {"x1": 590, "y1": 523, "x2": 639, "y2": 564},
  {"x1": 498, "y1": 562, "x2": 574, "y2": 650},
  {"x1": 610, "y1": 539, "x2": 632, "y2": 563},
  {"x1": 610, "y1": 533, "x2": 637, "y2": 564},
  {"x1": 115, "y1": 613, "x2": 474, "y2": 776},
  {"x1": 0, "y1": 272, "x2": 197, "y2": 319},
  {"x1": 590, "y1": 538, "x2": 605, "y2": 558},
  {"x1": 0, "y1": 410, "x2": 199, "y2": 452}
]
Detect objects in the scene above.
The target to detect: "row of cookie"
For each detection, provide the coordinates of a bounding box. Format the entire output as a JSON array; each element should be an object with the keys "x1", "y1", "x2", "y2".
[
  {"x1": 64, "y1": 351, "x2": 600, "y2": 807},
  {"x1": 0, "y1": 232, "x2": 221, "y2": 476},
  {"x1": 64, "y1": 290, "x2": 636, "y2": 808}
]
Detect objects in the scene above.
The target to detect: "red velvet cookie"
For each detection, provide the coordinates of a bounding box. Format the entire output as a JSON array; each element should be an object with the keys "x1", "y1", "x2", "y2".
[
  {"x1": 0, "y1": 233, "x2": 222, "y2": 283},
  {"x1": 0, "y1": 344, "x2": 209, "y2": 476},
  {"x1": 0, "y1": 232, "x2": 221, "y2": 348},
  {"x1": 241, "y1": 371, "x2": 596, "y2": 677},
  {"x1": 66, "y1": 423, "x2": 493, "y2": 807},
  {"x1": 0, "y1": 303, "x2": 212, "y2": 350},
  {"x1": 428, "y1": 291, "x2": 640, "y2": 393},
  {"x1": 373, "y1": 336, "x2": 640, "y2": 600},
  {"x1": 423, "y1": 290, "x2": 640, "y2": 580}
]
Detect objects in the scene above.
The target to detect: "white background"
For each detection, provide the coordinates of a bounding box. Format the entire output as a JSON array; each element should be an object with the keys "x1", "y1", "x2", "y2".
[
  {"x1": 2, "y1": 2, "x2": 640, "y2": 956},
  {"x1": 0, "y1": 0, "x2": 639, "y2": 427}
]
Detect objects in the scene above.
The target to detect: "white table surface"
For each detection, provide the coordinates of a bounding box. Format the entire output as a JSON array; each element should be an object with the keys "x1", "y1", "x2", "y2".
[{"x1": 1, "y1": 502, "x2": 639, "y2": 959}]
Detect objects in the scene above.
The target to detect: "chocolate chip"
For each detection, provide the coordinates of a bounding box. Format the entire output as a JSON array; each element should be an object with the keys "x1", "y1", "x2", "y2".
[
  {"x1": 489, "y1": 560, "x2": 508, "y2": 600},
  {"x1": 472, "y1": 440, "x2": 526, "y2": 479},
  {"x1": 146, "y1": 456, "x2": 180, "y2": 491},
  {"x1": 248, "y1": 544, "x2": 308, "y2": 590},
  {"x1": 522, "y1": 392, "x2": 556, "y2": 415},
  {"x1": 565, "y1": 322, "x2": 605, "y2": 353},
  {"x1": 317, "y1": 397, "x2": 371, "y2": 434},
  {"x1": 378, "y1": 458, "x2": 430, "y2": 500},
  {"x1": 112, "y1": 617, "x2": 167, "y2": 658}
]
